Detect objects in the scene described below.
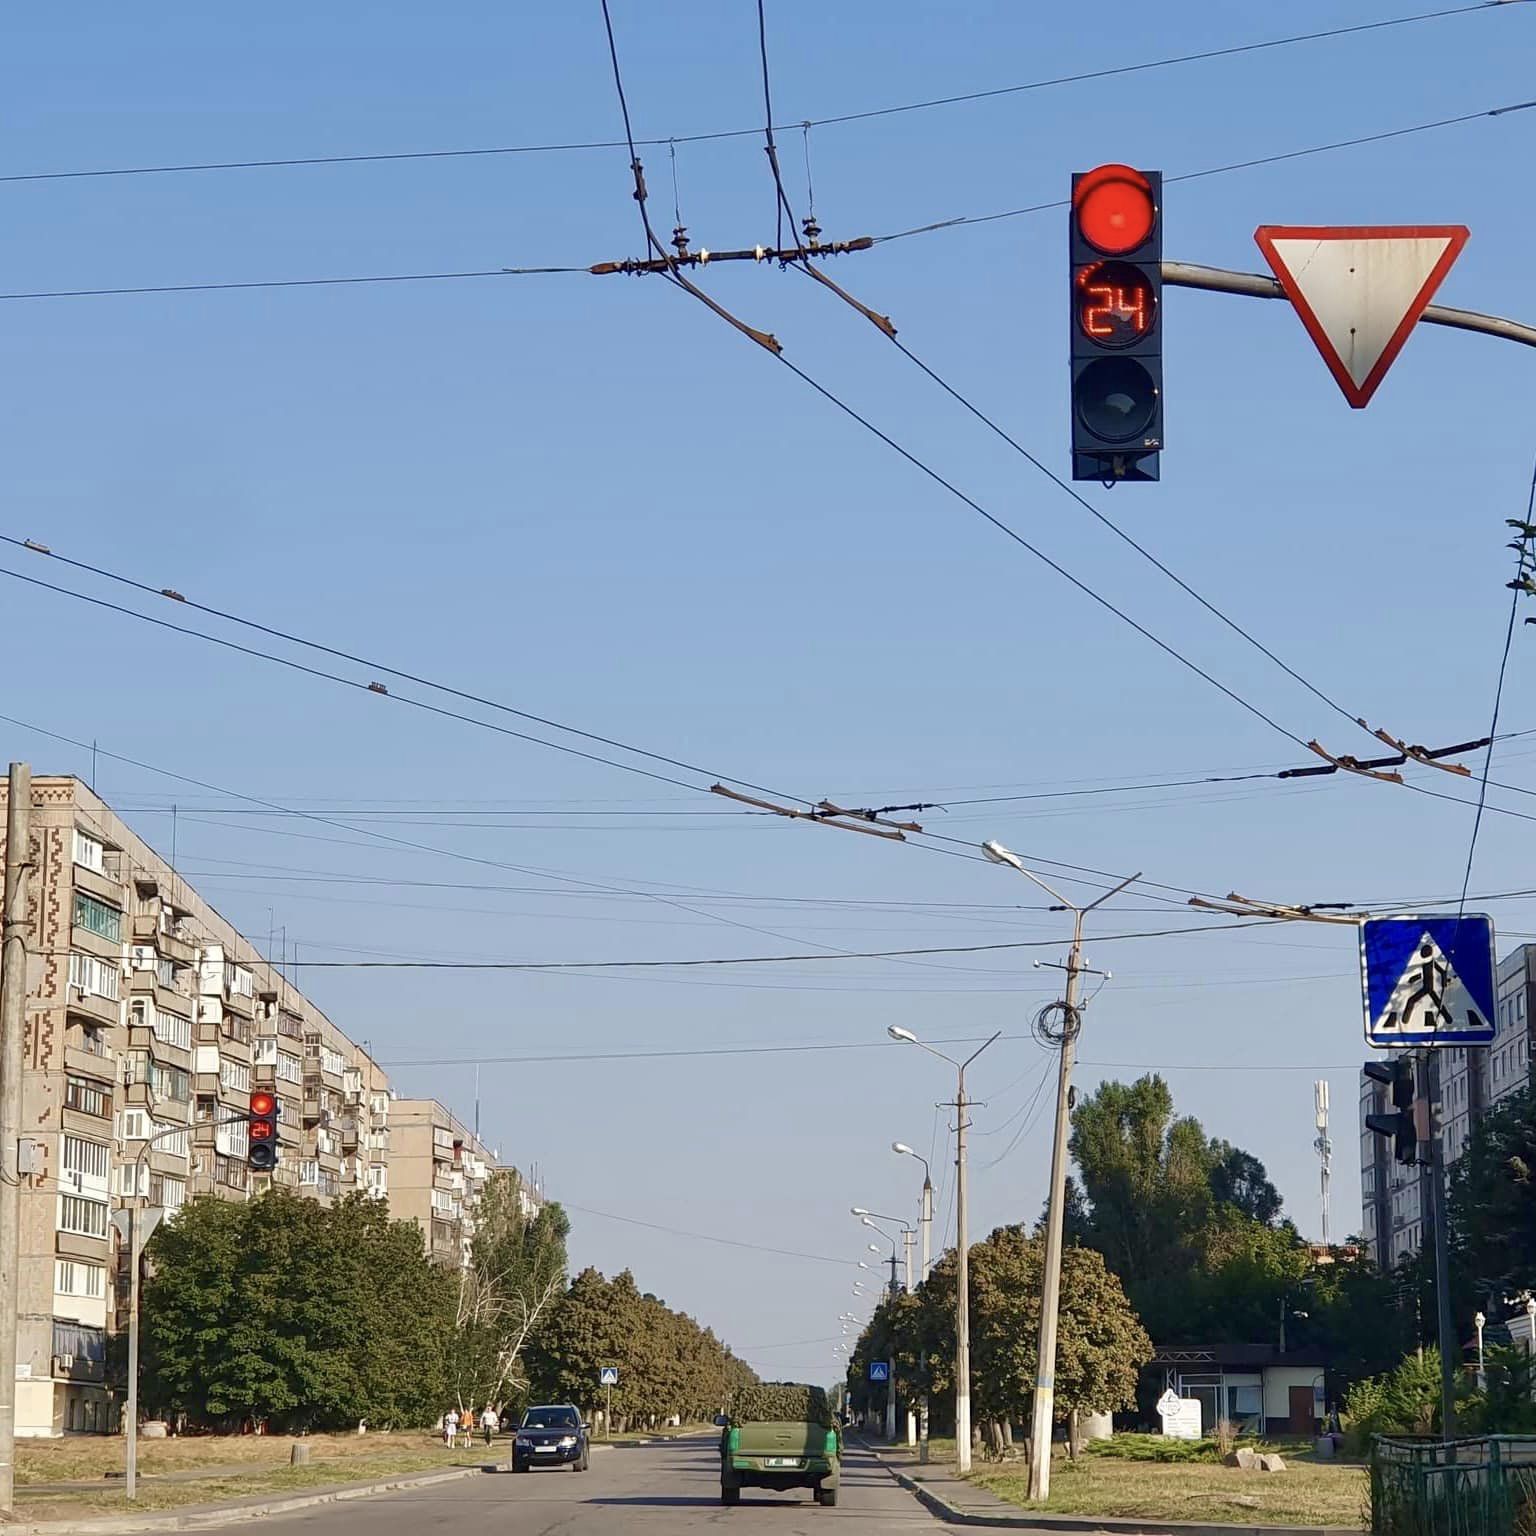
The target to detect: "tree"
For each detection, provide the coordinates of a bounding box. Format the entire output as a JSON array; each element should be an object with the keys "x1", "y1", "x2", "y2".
[
  {"x1": 1450, "y1": 1084, "x2": 1536, "y2": 1300},
  {"x1": 447, "y1": 1172, "x2": 569, "y2": 1416},
  {"x1": 1208, "y1": 1141, "x2": 1284, "y2": 1225},
  {"x1": 863, "y1": 1225, "x2": 1150, "y2": 1436},
  {"x1": 141, "y1": 1190, "x2": 453, "y2": 1430}
]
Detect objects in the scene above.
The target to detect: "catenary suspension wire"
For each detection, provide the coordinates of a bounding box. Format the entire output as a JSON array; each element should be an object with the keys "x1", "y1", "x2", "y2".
[
  {"x1": 0, "y1": 532, "x2": 811, "y2": 806},
  {"x1": 1458, "y1": 452, "x2": 1536, "y2": 911},
  {"x1": 561, "y1": 1202, "x2": 859, "y2": 1267},
  {"x1": 1, "y1": 4, "x2": 1506, "y2": 184},
  {"x1": 873, "y1": 99, "x2": 1536, "y2": 245}
]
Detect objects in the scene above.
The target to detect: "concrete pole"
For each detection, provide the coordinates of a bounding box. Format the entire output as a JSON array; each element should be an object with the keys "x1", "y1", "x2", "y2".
[
  {"x1": 918, "y1": 1174, "x2": 933, "y2": 1463},
  {"x1": 0, "y1": 763, "x2": 32, "y2": 1512},
  {"x1": 954, "y1": 1064, "x2": 972, "y2": 1475},
  {"x1": 1027, "y1": 908, "x2": 1084, "y2": 1503},
  {"x1": 884, "y1": 1249, "x2": 898, "y2": 1442},
  {"x1": 1426, "y1": 1050, "x2": 1456, "y2": 1442},
  {"x1": 126, "y1": 1209, "x2": 143, "y2": 1498}
]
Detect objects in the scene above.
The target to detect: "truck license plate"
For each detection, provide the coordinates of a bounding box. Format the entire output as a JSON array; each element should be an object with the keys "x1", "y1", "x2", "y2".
[{"x1": 765, "y1": 1457, "x2": 802, "y2": 1468}]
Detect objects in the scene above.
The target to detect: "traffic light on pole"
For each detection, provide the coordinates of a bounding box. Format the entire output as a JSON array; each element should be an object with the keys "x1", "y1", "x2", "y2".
[
  {"x1": 1070, "y1": 164, "x2": 1162, "y2": 482},
  {"x1": 1363, "y1": 1057, "x2": 1418, "y2": 1165},
  {"x1": 248, "y1": 1088, "x2": 279, "y2": 1171}
]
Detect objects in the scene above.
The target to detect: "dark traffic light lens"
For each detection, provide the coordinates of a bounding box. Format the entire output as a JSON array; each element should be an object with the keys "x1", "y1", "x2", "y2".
[
  {"x1": 1075, "y1": 262, "x2": 1156, "y2": 347},
  {"x1": 249, "y1": 1143, "x2": 278, "y2": 1171},
  {"x1": 1075, "y1": 358, "x2": 1158, "y2": 443}
]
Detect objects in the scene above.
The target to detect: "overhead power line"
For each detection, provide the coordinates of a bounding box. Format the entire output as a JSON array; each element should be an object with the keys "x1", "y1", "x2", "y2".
[
  {"x1": 7, "y1": 98, "x2": 1530, "y2": 304},
  {"x1": 1, "y1": 3, "x2": 1505, "y2": 184},
  {"x1": 250, "y1": 918, "x2": 1276, "y2": 969},
  {"x1": 560, "y1": 1202, "x2": 859, "y2": 1268},
  {"x1": 873, "y1": 98, "x2": 1536, "y2": 245}
]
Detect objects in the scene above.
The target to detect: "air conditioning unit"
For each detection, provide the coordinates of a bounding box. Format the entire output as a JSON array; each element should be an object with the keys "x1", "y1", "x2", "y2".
[{"x1": 56, "y1": 1354, "x2": 75, "y2": 1370}]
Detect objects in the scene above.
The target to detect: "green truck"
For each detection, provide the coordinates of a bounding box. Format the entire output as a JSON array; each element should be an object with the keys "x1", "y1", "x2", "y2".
[{"x1": 718, "y1": 1384, "x2": 841, "y2": 1508}]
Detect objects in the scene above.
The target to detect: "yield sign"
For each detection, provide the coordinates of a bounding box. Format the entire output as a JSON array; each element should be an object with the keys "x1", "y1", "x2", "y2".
[{"x1": 1254, "y1": 225, "x2": 1469, "y2": 407}]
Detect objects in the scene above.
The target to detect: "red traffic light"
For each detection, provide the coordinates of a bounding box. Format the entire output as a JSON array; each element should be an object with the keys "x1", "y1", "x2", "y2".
[
  {"x1": 249, "y1": 1090, "x2": 277, "y2": 1118},
  {"x1": 1073, "y1": 164, "x2": 1155, "y2": 255}
]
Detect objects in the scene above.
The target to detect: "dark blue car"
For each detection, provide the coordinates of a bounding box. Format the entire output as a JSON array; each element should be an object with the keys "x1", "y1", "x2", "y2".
[{"x1": 512, "y1": 1404, "x2": 590, "y2": 1472}]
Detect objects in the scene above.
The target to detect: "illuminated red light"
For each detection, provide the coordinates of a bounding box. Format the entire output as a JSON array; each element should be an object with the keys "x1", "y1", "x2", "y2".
[
  {"x1": 250, "y1": 1091, "x2": 276, "y2": 1118},
  {"x1": 1074, "y1": 164, "x2": 1155, "y2": 254}
]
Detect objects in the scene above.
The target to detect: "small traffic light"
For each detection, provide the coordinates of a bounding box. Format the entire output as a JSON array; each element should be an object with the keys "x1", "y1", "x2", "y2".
[
  {"x1": 248, "y1": 1088, "x2": 279, "y2": 1171},
  {"x1": 1363, "y1": 1057, "x2": 1418, "y2": 1165},
  {"x1": 1070, "y1": 164, "x2": 1162, "y2": 482}
]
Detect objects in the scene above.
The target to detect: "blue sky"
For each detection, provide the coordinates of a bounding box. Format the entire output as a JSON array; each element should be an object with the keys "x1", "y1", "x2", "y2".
[{"x1": 6, "y1": 1, "x2": 1536, "y2": 1381}]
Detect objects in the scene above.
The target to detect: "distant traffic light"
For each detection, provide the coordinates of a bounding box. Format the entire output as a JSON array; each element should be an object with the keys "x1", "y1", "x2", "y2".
[
  {"x1": 1363, "y1": 1057, "x2": 1418, "y2": 1165},
  {"x1": 248, "y1": 1088, "x2": 279, "y2": 1171},
  {"x1": 1070, "y1": 164, "x2": 1162, "y2": 482}
]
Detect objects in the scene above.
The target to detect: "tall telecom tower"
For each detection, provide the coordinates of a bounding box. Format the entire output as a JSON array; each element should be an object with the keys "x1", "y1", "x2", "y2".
[{"x1": 1313, "y1": 1080, "x2": 1332, "y2": 1247}]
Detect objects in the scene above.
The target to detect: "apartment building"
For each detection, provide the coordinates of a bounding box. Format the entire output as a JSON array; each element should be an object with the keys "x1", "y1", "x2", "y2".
[
  {"x1": 388, "y1": 1100, "x2": 509, "y2": 1268},
  {"x1": 1360, "y1": 942, "x2": 1536, "y2": 1266},
  {"x1": 0, "y1": 776, "x2": 397, "y2": 1437}
]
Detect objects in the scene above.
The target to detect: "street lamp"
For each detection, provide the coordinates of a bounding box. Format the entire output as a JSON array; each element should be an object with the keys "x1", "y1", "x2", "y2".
[
  {"x1": 1474, "y1": 1311, "x2": 1486, "y2": 1386},
  {"x1": 893, "y1": 1143, "x2": 934, "y2": 1283},
  {"x1": 887, "y1": 1023, "x2": 1002, "y2": 1475},
  {"x1": 982, "y1": 837, "x2": 1138, "y2": 1503}
]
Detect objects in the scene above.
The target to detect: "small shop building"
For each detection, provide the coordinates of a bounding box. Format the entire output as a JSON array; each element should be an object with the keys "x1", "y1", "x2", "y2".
[{"x1": 1150, "y1": 1345, "x2": 1329, "y2": 1437}]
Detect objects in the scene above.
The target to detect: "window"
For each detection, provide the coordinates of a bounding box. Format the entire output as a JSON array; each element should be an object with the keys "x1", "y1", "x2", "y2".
[
  {"x1": 219, "y1": 1059, "x2": 250, "y2": 1094},
  {"x1": 299, "y1": 1159, "x2": 319, "y2": 1186},
  {"x1": 150, "y1": 1174, "x2": 186, "y2": 1210},
  {"x1": 215, "y1": 1157, "x2": 249, "y2": 1192},
  {"x1": 69, "y1": 951, "x2": 120, "y2": 1003},
  {"x1": 156, "y1": 956, "x2": 179, "y2": 990},
  {"x1": 75, "y1": 1023, "x2": 110, "y2": 1058},
  {"x1": 64, "y1": 1076, "x2": 109, "y2": 1118},
  {"x1": 224, "y1": 964, "x2": 254, "y2": 999},
  {"x1": 59, "y1": 1195, "x2": 108, "y2": 1238},
  {"x1": 216, "y1": 1120, "x2": 249, "y2": 1159},
  {"x1": 71, "y1": 830, "x2": 104, "y2": 873},
  {"x1": 115, "y1": 1162, "x2": 148, "y2": 1198},
  {"x1": 55, "y1": 1261, "x2": 105, "y2": 1299},
  {"x1": 62, "y1": 1136, "x2": 109, "y2": 1181},
  {"x1": 321, "y1": 1047, "x2": 345, "y2": 1078},
  {"x1": 276, "y1": 1051, "x2": 302, "y2": 1085},
  {"x1": 151, "y1": 1063, "x2": 190, "y2": 1103},
  {"x1": 152, "y1": 1010, "x2": 191, "y2": 1051},
  {"x1": 121, "y1": 1109, "x2": 148, "y2": 1141},
  {"x1": 72, "y1": 891, "x2": 122, "y2": 943}
]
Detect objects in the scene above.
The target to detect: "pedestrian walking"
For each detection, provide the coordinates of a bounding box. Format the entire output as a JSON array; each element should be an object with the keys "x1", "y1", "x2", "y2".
[
  {"x1": 443, "y1": 1407, "x2": 459, "y2": 1447},
  {"x1": 480, "y1": 1404, "x2": 499, "y2": 1445}
]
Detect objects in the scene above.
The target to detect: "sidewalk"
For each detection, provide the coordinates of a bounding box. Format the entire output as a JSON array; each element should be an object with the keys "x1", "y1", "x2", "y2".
[{"x1": 864, "y1": 1443, "x2": 1362, "y2": 1536}]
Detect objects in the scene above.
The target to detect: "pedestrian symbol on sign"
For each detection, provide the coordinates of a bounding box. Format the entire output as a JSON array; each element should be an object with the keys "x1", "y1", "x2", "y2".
[
  {"x1": 599, "y1": 1366, "x2": 620, "y2": 1386},
  {"x1": 868, "y1": 1361, "x2": 889, "y2": 1383}
]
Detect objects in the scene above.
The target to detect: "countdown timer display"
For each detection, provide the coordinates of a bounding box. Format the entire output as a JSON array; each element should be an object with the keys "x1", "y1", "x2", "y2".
[{"x1": 1074, "y1": 260, "x2": 1157, "y2": 347}]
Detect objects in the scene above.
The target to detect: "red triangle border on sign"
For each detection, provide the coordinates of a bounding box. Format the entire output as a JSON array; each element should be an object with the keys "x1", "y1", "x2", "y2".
[{"x1": 1253, "y1": 224, "x2": 1469, "y2": 408}]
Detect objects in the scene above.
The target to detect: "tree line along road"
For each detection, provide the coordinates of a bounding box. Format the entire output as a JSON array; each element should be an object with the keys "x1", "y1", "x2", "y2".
[{"x1": 250, "y1": 1437, "x2": 947, "y2": 1535}]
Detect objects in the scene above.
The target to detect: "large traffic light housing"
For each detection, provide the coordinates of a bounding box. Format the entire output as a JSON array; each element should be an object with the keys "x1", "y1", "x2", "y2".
[
  {"x1": 248, "y1": 1089, "x2": 279, "y2": 1171},
  {"x1": 1363, "y1": 1057, "x2": 1418, "y2": 1165},
  {"x1": 1070, "y1": 164, "x2": 1163, "y2": 482}
]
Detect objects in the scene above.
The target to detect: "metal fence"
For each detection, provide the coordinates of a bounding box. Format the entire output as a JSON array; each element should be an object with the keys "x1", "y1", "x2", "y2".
[{"x1": 1371, "y1": 1436, "x2": 1536, "y2": 1536}]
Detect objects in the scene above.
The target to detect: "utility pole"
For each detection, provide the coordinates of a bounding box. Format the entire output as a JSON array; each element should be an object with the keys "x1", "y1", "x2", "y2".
[
  {"x1": 982, "y1": 840, "x2": 1138, "y2": 1504},
  {"x1": 887, "y1": 1026, "x2": 998, "y2": 1476},
  {"x1": 1424, "y1": 1049, "x2": 1456, "y2": 1441},
  {"x1": 0, "y1": 764, "x2": 32, "y2": 1513},
  {"x1": 885, "y1": 1247, "x2": 899, "y2": 1443}
]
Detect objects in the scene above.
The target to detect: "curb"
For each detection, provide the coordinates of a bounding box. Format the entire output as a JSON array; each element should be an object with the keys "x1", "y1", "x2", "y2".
[
  {"x1": 10, "y1": 1463, "x2": 487, "y2": 1535},
  {"x1": 865, "y1": 1447, "x2": 1360, "y2": 1536}
]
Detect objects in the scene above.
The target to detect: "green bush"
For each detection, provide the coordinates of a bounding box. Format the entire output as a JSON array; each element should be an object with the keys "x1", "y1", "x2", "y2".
[
  {"x1": 1086, "y1": 1433, "x2": 1221, "y2": 1463},
  {"x1": 727, "y1": 1382, "x2": 832, "y2": 1425},
  {"x1": 1342, "y1": 1350, "x2": 1442, "y2": 1451}
]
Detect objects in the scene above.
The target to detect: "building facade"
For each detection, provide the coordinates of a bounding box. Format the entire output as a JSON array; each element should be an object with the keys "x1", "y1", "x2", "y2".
[
  {"x1": 0, "y1": 776, "x2": 518, "y2": 1436},
  {"x1": 388, "y1": 1100, "x2": 507, "y2": 1269},
  {"x1": 1359, "y1": 943, "x2": 1536, "y2": 1267}
]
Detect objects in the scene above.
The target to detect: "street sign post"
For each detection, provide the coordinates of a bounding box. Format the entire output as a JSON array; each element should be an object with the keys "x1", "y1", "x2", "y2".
[
  {"x1": 1254, "y1": 226, "x2": 1469, "y2": 407},
  {"x1": 599, "y1": 1366, "x2": 619, "y2": 1440},
  {"x1": 1360, "y1": 914, "x2": 1497, "y2": 1047}
]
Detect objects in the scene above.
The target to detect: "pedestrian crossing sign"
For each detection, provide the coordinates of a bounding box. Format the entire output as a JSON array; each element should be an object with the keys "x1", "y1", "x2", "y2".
[
  {"x1": 868, "y1": 1362, "x2": 889, "y2": 1383},
  {"x1": 1360, "y1": 914, "x2": 1497, "y2": 1047},
  {"x1": 600, "y1": 1366, "x2": 619, "y2": 1386}
]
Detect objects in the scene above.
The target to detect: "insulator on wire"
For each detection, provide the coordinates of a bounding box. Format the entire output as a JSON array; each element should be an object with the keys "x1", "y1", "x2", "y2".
[
  {"x1": 802, "y1": 215, "x2": 822, "y2": 248},
  {"x1": 672, "y1": 225, "x2": 690, "y2": 258}
]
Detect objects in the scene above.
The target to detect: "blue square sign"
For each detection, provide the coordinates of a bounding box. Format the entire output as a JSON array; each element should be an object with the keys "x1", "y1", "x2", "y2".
[
  {"x1": 1359, "y1": 914, "x2": 1497, "y2": 1047},
  {"x1": 868, "y1": 1361, "x2": 889, "y2": 1383}
]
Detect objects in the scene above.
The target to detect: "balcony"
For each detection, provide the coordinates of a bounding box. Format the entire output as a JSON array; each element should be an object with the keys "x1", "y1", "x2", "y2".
[
  {"x1": 63, "y1": 1042, "x2": 116, "y2": 1083},
  {"x1": 130, "y1": 913, "x2": 196, "y2": 967},
  {"x1": 338, "y1": 1118, "x2": 360, "y2": 1151},
  {"x1": 52, "y1": 1354, "x2": 105, "y2": 1384},
  {"x1": 66, "y1": 990, "x2": 121, "y2": 1031}
]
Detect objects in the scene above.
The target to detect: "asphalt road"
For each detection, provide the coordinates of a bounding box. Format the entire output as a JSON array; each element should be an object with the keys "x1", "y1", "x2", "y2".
[{"x1": 253, "y1": 1436, "x2": 949, "y2": 1535}]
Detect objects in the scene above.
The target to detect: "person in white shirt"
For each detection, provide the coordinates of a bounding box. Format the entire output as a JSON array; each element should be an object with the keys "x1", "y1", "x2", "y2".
[
  {"x1": 443, "y1": 1407, "x2": 459, "y2": 1447},
  {"x1": 480, "y1": 1405, "x2": 500, "y2": 1445}
]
